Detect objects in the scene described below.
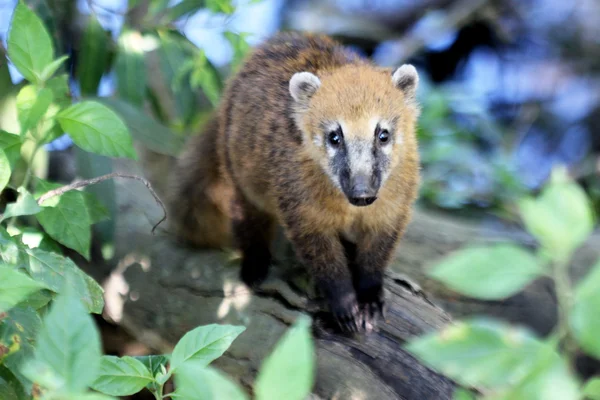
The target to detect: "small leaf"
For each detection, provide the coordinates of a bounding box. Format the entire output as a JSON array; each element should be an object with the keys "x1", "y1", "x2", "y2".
[
  {"x1": 91, "y1": 355, "x2": 154, "y2": 396},
  {"x1": 0, "y1": 364, "x2": 28, "y2": 400},
  {"x1": 115, "y1": 30, "x2": 146, "y2": 107},
  {"x1": 224, "y1": 32, "x2": 250, "y2": 71},
  {"x1": 173, "y1": 362, "x2": 247, "y2": 400},
  {"x1": 57, "y1": 101, "x2": 137, "y2": 159},
  {"x1": 134, "y1": 355, "x2": 169, "y2": 391},
  {"x1": 519, "y1": 174, "x2": 594, "y2": 261},
  {"x1": 0, "y1": 150, "x2": 9, "y2": 194},
  {"x1": 1, "y1": 306, "x2": 43, "y2": 391},
  {"x1": 571, "y1": 259, "x2": 600, "y2": 359},
  {"x1": 33, "y1": 287, "x2": 102, "y2": 392},
  {"x1": 25, "y1": 247, "x2": 104, "y2": 314},
  {"x1": 170, "y1": 324, "x2": 246, "y2": 372},
  {"x1": 1, "y1": 187, "x2": 42, "y2": 222},
  {"x1": 583, "y1": 377, "x2": 600, "y2": 400},
  {"x1": 405, "y1": 318, "x2": 552, "y2": 389},
  {"x1": 161, "y1": 0, "x2": 208, "y2": 23},
  {"x1": 453, "y1": 388, "x2": 475, "y2": 400},
  {"x1": 20, "y1": 358, "x2": 65, "y2": 391},
  {"x1": 93, "y1": 97, "x2": 184, "y2": 156},
  {"x1": 81, "y1": 191, "x2": 110, "y2": 224},
  {"x1": 190, "y1": 53, "x2": 222, "y2": 106},
  {"x1": 255, "y1": 316, "x2": 315, "y2": 400},
  {"x1": 16, "y1": 85, "x2": 54, "y2": 137},
  {"x1": 0, "y1": 264, "x2": 46, "y2": 313},
  {"x1": 40, "y1": 55, "x2": 69, "y2": 82},
  {"x1": 207, "y1": 0, "x2": 235, "y2": 14},
  {"x1": 35, "y1": 180, "x2": 92, "y2": 259},
  {"x1": 428, "y1": 244, "x2": 543, "y2": 300},
  {"x1": 0, "y1": 130, "x2": 22, "y2": 168},
  {"x1": 492, "y1": 348, "x2": 579, "y2": 400},
  {"x1": 7, "y1": 2, "x2": 54, "y2": 83},
  {"x1": 78, "y1": 15, "x2": 111, "y2": 96}
]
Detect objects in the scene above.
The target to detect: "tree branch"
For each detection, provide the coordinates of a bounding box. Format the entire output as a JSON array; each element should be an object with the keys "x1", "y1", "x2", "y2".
[{"x1": 37, "y1": 172, "x2": 167, "y2": 234}]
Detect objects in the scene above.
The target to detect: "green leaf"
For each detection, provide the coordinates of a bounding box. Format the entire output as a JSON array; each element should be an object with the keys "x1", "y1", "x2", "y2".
[
  {"x1": 0, "y1": 227, "x2": 28, "y2": 269},
  {"x1": 20, "y1": 358, "x2": 65, "y2": 391},
  {"x1": 170, "y1": 324, "x2": 246, "y2": 372},
  {"x1": 35, "y1": 180, "x2": 92, "y2": 259},
  {"x1": 16, "y1": 85, "x2": 53, "y2": 137},
  {"x1": 1, "y1": 187, "x2": 42, "y2": 222},
  {"x1": 40, "y1": 55, "x2": 69, "y2": 82},
  {"x1": 91, "y1": 355, "x2": 154, "y2": 396},
  {"x1": 0, "y1": 130, "x2": 22, "y2": 168},
  {"x1": 453, "y1": 388, "x2": 475, "y2": 400},
  {"x1": 255, "y1": 316, "x2": 314, "y2": 400},
  {"x1": 25, "y1": 247, "x2": 104, "y2": 314},
  {"x1": 155, "y1": 31, "x2": 198, "y2": 126},
  {"x1": 0, "y1": 306, "x2": 42, "y2": 365},
  {"x1": 78, "y1": 15, "x2": 111, "y2": 96},
  {"x1": 571, "y1": 259, "x2": 600, "y2": 359},
  {"x1": 207, "y1": 0, "x2": 235, "y2": 14},
  {"x1": 46, "y1": 74, "x2": 71, "y2": 109},
  {"x1": 405, "y1": 318, "x2": 553, "y2": 389},
  {"x1": 428, "y1": 244, "x2": 542, "y2": 300},
  {"x1": 93, "y1": 97, "x2": 184, "y2": 156},
  {"x1": 81, "y1": 191, "x2": 110, "y2": 224},
  {"x1": 33, "y1": 288, "x2": 102, "y2": 392},
  {"x1": 173, "y1": 362, "x2": 247, "y2": 400},
  {"x1": 0, "y1": 264, "x2": 46, "y2": 313},
  {"x1": 115, "y1": 30, "x2": 146, "y2": 106},
  {"x1": 491, "y1": 348, "x2": 579, "y2": 400},
  {"x1": 519, "y1": 173, "x2": 594, "y2": 261},
  {"x1": 255, "y1": 316, "x2": 315, "y2": 400},
  {"x1": 7, "y1": 2, "x2": 54, "y2": 83},
  {"x1": 0, "y1": 364, "x2": 28, "y2": 400},
  {"x1": 224, "y1": 32, "x2": 250, "y2": 71},
  {"x1": 134, "y1": 354, "x2": 169, "y2": 392},
  {"x1": 0, "y1": 150, "x2": 9, "y2": 194},
  {"x1": 160, "y1": 0, "x2": 206, "y2": 24},
  {"x1": 583, "y1": 377, "x2": 600, "y2": 400},
  {"x1": 57, "y1": 101, "x2": 137, "y2": 159},
  {"x1": 190, "y1": 52, "x2": 222, "y2": 106}
]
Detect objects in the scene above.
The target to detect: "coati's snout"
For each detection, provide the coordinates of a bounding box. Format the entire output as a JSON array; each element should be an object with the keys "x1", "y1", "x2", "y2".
[{"x1": 341, "y1": 173, "x2": 379, "y2": 207}]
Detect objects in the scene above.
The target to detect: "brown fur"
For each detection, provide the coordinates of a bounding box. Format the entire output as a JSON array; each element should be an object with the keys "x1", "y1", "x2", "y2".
[{"x1": 169, "y1": 32, "x2": 420, "y2": 332}]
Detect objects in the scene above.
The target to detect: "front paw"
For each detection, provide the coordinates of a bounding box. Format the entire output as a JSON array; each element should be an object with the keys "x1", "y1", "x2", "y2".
[
  {"x1": 356, "y1": 282, "x2": 385, "y2": 330},
  {"x1": 330, "y1": 293, "x2": 362, "y2": 334}
]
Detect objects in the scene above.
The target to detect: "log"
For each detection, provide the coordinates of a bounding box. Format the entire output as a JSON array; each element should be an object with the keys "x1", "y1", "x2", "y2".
[
  {"x1": 94, "y1": 156, "x2": 599, "y2": 399},
  {"x1": 90, "y1": 156, "x2": 456, "y2": 399}
]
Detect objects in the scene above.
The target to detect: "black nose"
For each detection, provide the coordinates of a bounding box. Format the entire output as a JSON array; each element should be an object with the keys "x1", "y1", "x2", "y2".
[
  {"x1": 349, "y1": 196, "x2": 378, "y2": 206},
  {"x1": 348, "y1": 175, "x2": 378, "y2": 206}
]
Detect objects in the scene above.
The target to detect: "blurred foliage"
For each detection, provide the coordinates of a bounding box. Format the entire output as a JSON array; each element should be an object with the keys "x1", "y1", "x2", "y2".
[
  {"x1": 416, "y1": 78, "x2": 527, "y2": 213},
  {"x1": 407, "y1": 168, "x2": 598, "y2": 399}
]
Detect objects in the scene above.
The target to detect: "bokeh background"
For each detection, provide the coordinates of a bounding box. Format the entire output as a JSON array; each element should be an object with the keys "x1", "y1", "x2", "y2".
[{"x1": 1, "y1": 0, "x2": 599, "y2": 221}]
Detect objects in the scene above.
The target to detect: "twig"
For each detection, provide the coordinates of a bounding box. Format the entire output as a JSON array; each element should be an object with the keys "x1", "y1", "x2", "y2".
[{"x1": 37, "y1": 173, "x2": 167, "y2": 234}]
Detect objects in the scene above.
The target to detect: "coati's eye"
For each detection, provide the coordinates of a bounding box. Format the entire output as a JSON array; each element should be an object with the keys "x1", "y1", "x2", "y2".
[
  {"x1": 377, "y1": 128, "x2": 390, "y2": 143},
  {"x1": 328, "y1": 129, "x2": 342, "y2": 146}
]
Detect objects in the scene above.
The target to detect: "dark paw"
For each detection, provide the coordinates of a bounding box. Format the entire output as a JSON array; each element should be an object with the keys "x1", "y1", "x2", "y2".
[
  {"x1": 240, "y1": 250, "x2": 271, "y2": 287},
  {"x1": 330, "y1": 294, "x2": 362, "y2": 334},
  {"x1": 360, "y1": 298, "x2": 385, "y2": 332},
  {"x1": 356, "y1": 283, "x2": 385, "y2": 331}
]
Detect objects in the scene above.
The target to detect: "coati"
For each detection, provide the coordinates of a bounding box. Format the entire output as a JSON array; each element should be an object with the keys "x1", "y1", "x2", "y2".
[{"x1": 169, "y1": 32, "x2": 421, "y2": 333}]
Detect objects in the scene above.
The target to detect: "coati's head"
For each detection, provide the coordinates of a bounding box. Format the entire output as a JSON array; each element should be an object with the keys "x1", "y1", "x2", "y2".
[{"x1": 289, "y1": 64, "x2": 420, "y2": 207}]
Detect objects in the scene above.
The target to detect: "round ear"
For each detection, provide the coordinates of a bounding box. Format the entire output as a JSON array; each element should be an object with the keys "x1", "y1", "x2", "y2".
[
  {"x1": 289, "y1": 72, "x2": 321, "y2": 105},
  {"x1": 392, "y1": 64, "x2": 419, "y2": 98}
]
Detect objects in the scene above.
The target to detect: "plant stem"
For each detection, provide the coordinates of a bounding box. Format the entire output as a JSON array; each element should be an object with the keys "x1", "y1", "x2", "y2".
[
  {"x1": 552, "y1": 258, "x2": 576, "y2": 362},
  {"x1": 21, "y1": 142, "x2": 42, "y2": 191}
]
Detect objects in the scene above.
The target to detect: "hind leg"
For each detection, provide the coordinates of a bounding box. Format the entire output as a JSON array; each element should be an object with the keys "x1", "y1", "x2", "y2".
[{"x1": 232, "y1": 195, "x2": 276, "y2": 286}]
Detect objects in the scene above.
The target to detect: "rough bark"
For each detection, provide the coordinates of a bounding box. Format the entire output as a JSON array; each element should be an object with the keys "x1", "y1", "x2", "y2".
[{"x1": 97, "y1": 157, "x2": 599, "y2": 399}]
